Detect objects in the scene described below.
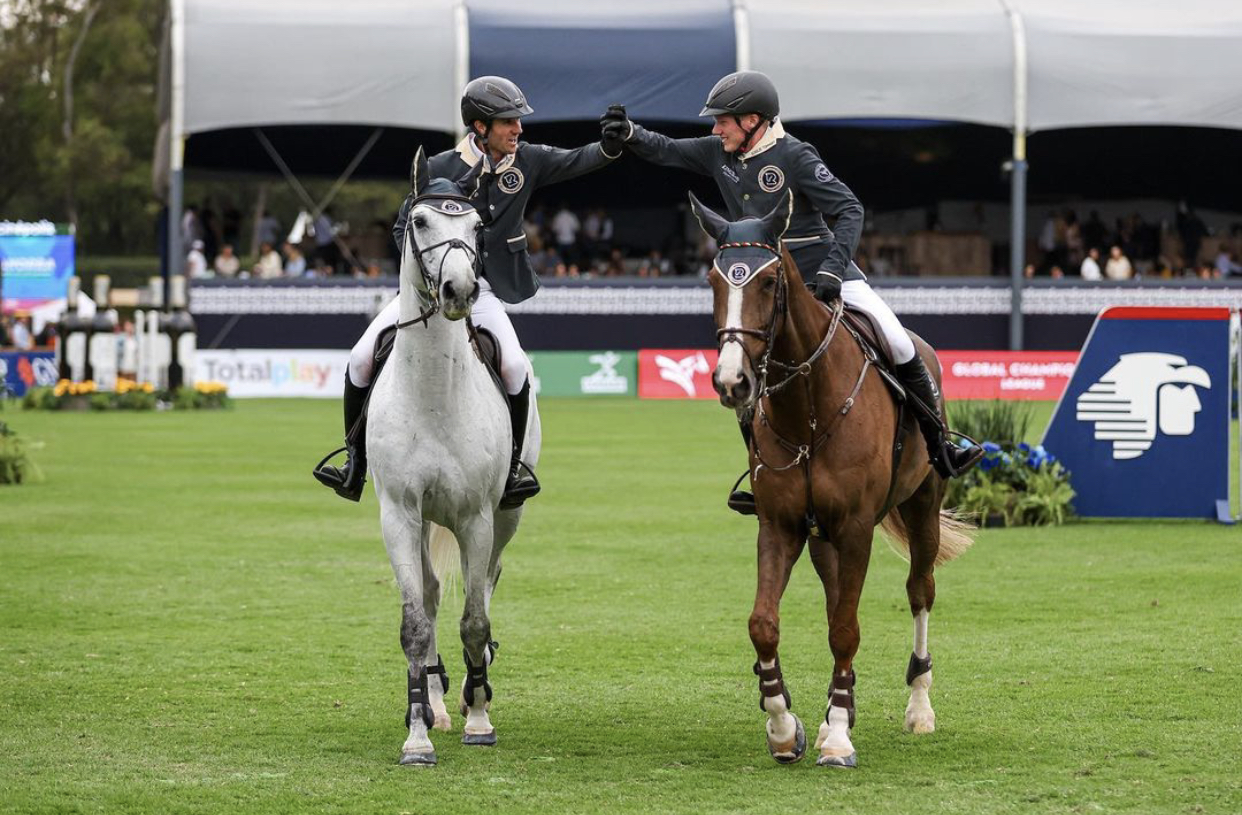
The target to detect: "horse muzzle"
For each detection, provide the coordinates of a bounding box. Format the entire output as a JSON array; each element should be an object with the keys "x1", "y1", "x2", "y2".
[
  {"x1": 440, "y1": 279, "x2": 479, "y2": 321},
  {"x1": 713, "y1": 366, "x2": 756, "y2": 409}
]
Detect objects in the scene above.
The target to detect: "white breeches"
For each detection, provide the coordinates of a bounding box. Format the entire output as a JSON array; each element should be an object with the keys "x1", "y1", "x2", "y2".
[
  {"x1": 841, "y1": 280, "x2": 916, "y2": 364},
  {"x1": 348, "y1": 279, "x2": 530, "y2": 395}
]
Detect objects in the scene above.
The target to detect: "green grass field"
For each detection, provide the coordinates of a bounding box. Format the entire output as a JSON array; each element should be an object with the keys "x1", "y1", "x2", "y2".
[{"x1": 2, "y1": 398, "x2": 1240, "y2": 815}]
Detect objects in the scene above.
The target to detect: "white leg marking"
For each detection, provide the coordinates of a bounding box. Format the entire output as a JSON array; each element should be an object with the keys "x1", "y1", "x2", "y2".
[
  {"x1": 816, "y1": 704, "x2": 854, "y2": 758},
  {"x1": 716, "y1": 287, "x2": 746, "y2": 389},
  {"x1": 758, "y1": 659, "x2": 797, "y2": 748},
  {"x1": 905, "y1": 610, "x2": 935, "y2": 733}
]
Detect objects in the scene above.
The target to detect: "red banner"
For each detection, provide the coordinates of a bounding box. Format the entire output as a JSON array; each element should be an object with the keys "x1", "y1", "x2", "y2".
[
  {"x1": 638, "y1": 349, "x2": 719, "y2": 399},
  {"x1": 938, "y1": 351, "x2": 1078, "y2": 400}
]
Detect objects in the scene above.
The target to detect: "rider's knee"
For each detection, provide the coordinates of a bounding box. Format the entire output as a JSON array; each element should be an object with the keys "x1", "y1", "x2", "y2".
[{"x1": 500, "y1": 355, "x2": 528, "y2": 395}]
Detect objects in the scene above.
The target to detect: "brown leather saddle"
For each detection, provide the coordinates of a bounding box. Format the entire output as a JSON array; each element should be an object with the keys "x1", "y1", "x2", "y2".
[{"x1": 840, "y1": 306, "x2": 907, "y2": 403}]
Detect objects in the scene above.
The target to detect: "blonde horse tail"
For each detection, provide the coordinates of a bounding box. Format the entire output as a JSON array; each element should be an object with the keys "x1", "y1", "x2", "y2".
[
  {"x1": 880, "y1": 508, "x2": 976, "y2": 567},
  {"x1": 429, "y1": 523, "x2": 461, "y2": 594}
]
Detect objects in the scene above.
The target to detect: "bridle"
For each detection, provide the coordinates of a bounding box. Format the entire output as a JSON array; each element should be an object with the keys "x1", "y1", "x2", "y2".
[
  {"x1": 396, "y1": 193, "x2": 483, "y2": 330},
  {"x1": 714, "y1": 241, "x2": 844, "y2": 399}
]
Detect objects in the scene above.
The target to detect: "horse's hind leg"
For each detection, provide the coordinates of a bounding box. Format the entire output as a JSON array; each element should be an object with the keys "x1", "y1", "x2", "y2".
[
  {"x1": 749, "y1": 519, "x2": 808, "y2": 764},
  {"x1": 898, "y1": 479, "x2": 942, "y2": 735},
  {"x1": 815, "y1": 518, "x2": 873, "y2": 768},
  {"x1": 381, "y1": 509, "x2": 437, "y2": 766},
  {"x1": 456, "y1": 512, "x2": 499, "y2": 746}
]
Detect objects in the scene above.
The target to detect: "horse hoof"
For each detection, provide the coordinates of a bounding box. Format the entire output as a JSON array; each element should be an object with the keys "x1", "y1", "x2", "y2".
[
  {"x1": 816, "y1": 751, "x2": 857, "y2": 769},
  {"x1": 399, "y1": 750, "x2": 437, "y2": 766},
  {"x1": 433, "y1": 713, "x2": 453, "y2": 732},
  {"x1": 768, "y1": 715, "x2": 807, "y2": 764},
  {"x1": 462, "y1": 730, "x2": 497, "y2": 746},
  {"x1": 904, "y1": 712, "x2": 936, "y2": 735}
]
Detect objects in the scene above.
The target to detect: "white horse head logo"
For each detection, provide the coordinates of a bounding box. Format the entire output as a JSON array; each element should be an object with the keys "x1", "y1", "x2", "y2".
[
  {"x1": 655, "y1": 352, "x2": 710, "y2": 397},
  {"x1": 1076, "y1": 352, "x2": 1211, "y2": 460}
]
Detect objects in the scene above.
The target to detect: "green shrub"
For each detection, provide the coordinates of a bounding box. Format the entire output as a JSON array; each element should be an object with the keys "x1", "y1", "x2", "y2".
[{"x1": 0, "y1": 421, "x2": 43, "y2": 485}]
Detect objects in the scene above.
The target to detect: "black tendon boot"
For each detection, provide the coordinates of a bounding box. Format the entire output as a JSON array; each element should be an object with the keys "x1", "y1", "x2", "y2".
[
  {"x1": 499, "y1": 379, "x2": 540, "y2": 509},
  {"x1": 728, "y1": 417, "x2": 758, "y2": 516},
  {"x1": 312, "y1": 373, "x2": 369, "y2": 501},
  {"x1": 895, "y1": 356, "x2": 983, "y2": 479}
]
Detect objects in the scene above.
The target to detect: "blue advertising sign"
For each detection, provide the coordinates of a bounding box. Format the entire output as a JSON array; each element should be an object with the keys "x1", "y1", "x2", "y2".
[
  {"x1": 0, "y1": 351, "x2": 58, "y2": 398},
  {"x1": 0, "y1": 220, "x2": 75, "y2": 312},
  {"x1": 1042, "y1": 307, "x2": 1232, "y2": 519}
]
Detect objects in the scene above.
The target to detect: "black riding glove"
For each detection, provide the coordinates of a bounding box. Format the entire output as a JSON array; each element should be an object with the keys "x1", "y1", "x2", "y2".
[
  {"x1": 599, "y1": 104, "x2": 632, "y2": 158},
  {"x1": 813, "y1": 271, "x2": 843, "y2": 304}
]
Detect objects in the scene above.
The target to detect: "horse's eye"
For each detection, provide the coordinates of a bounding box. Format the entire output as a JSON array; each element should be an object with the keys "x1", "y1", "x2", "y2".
[
  {"x1": 762, "y1": 276, "x2": 777, "y2": 291},
  {"x1": 412, "y1": 215, "x2": 427, "y2": 229}
]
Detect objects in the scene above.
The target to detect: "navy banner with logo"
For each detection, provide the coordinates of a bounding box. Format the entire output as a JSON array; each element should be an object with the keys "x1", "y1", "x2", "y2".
[
  {"x1": 0, "y1": 351, "x2": 58, "y2": 398},
  {"x1": 1042, "y1": 307, "x2": 1233, "y2": 518}
]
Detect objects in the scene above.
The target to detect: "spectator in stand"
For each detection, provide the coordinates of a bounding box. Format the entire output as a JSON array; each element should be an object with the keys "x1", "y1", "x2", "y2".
[
  {"x1": 1216, "y1": 248, "x2": 1242, "y2": 277},
  {"x1": 1065, "y1": 210, "x2": 1083, "y2": 270},
  {"x1": 1197, "y1": 263, "x2": 1220, "y2": 280},
  {"x1": 1104, "y1": 244, "x2": 1134, "y2": 280},
  {"x1": 604, "y1": 247, "x2": 626, "y2": 276},
  {"x1": 186, "y1": 239, "x2": 210, "y2": 278},
  {"x1": 312, "y1": 208, "x2": 339, "y2": 274},
  {"x1": 10, "y1": 313, "x2": 33, "y2": 350},
  {"x1": 284, "y1": 242, "x2": 307, "y2": 276},
  {"x1": 118, "y1": 320, "x2": 138, "y2": 379},
  {"x1": 638, "y1": 249, "x2": 670, "y2": 278},
  {"x1": 213, "y1": 243, "x2": 240, "y2": 277},
  {"x1": 181, "y1": 204, "x2": 203, "y2": 246},
  {"x1": 582, "y1": 209, "x2": 601, "y2": 263},
  {"x1": 1080, "y1": 246, "x2": 1102, "y2": 280},
  {"x1": 254, "y1": 241, "x2": 283, "y2": 278},
  {"x1": 200, "y1": 208, "x2": 220, "y2": 262},
  {"x1": 35, "y1": 321, "x2": 56, "y2": 348},
  {"x1": 1176, "y1": 201, "x2": 1207, "y2": 268},
  {"x1": 1082, "y1": 210, "x2": 1107, "y2": 253},
  {"x1": 222, "y1": 204, "x2": 243, "y2": 250},
  {"x1": 257, "y1": 210, "x2": 282, "y2": 248},
  {"x1": 551, "y1": 204, "x2": 581, "y2": 267},
  {"x1": 1049, "y1": 265, "x2": 1065, "y2": 280}
]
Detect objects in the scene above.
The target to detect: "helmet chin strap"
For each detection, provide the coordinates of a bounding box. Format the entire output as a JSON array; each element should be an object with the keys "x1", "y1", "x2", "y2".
[{"x1": 733, "y1": 116, "x2": 768, "y2": 156}]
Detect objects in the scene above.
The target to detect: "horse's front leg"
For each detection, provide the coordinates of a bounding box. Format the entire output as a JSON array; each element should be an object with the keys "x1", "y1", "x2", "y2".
[
  {"x1": 380, "y1": 506, "x2": 438, "y2": 766},
  {"x1": 749, "y1": 515, "x2": 808, "y2": 764},
  {"x1": 815, "y1": 518, "x2": 873, "y2": 768},
  {"x1": 456, "y1": 512, "x2": 499, "y2": 746},
  {"x1": 420, "y1": 531, "x2": 452, "y2": 731}
]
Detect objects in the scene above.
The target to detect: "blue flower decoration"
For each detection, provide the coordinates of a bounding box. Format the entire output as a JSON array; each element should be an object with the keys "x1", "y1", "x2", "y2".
[{"x1": 982, "y1": 441, "x2": 1002, "y2": 453}]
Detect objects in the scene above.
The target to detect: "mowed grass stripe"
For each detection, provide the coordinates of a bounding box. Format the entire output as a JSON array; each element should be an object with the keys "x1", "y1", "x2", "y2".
[{"x1": 1, "y1": 398, "x2": 1239, "y2": 815}]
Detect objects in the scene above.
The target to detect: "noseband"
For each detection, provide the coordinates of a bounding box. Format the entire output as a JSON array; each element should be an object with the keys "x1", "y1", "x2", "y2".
[{"x1": 397, "y1": 194, "x2": 482, "y2": 330}]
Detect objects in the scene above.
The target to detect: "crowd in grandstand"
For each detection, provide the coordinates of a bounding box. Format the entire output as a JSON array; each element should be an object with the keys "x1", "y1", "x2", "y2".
[{"x1": 177, "y1": 199, "x2": 1242, "y2": 282}]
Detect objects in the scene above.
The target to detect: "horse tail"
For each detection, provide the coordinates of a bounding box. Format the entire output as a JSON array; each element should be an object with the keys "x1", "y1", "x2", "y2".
[
  {"x1": 428, "y1": 523, "x2": 461, "y2": 590},
  {"x1": 880, "y1": 508, "x2": 975, "y2": 567}
]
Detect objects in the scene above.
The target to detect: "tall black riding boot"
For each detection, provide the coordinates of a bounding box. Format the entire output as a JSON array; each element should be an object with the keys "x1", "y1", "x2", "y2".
[
  {"x1": 499, "y1": 379, "x2": 540, "y2": 509},
  {"x1": 312, "y1": 373, "x2": 370, "y2": 501},
  {"x1": 895, "y1": 356, "x2": 983, "y2": 479},
  {"x1": 728, "y1": 418, "x2": 758, "y2": 516}
]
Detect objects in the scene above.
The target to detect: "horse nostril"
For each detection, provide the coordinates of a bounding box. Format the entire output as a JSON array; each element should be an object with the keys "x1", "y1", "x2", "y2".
[
  {"x1": 442, "y1": 280, "x2": 456, "y2": 301},
  {"x1": 732, "y1": 378, "x2": 751, "y2": 401}
]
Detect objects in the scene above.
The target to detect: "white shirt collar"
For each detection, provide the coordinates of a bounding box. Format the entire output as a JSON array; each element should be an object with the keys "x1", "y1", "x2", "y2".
[
  {"x1": 740, "y1": 120, "x2": 785, "y2": 161},
  {"x1": 454, "y1": 135, "x2": 516, "y2": 173}
]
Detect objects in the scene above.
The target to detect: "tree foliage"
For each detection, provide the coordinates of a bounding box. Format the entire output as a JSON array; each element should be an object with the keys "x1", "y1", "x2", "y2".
[{"x1": 0, "y1": 0, "x2": 164, "y2": 254}]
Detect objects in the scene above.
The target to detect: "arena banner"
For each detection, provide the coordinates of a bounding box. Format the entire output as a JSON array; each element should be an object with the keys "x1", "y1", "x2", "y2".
[
  {"x1": 194, "y1": 349, "x2": 348, "y2": 398},
  {"x1": 528, "y1": 351, "x2": 636, "y2": 397},
  {"x1": 1042, "y1": 307, "x2": 1233, "y2": 519},
  {"x1": 0, "y1": 351, "x2": 58, "y2": 398},
  {"x1": 938, "y1": 351, "x2": 1079, "y2": 400},
  {"x1": 0, "y1": 221, "x2": 75, "y2": 313},
  {"x1": 638, "y1": 349, "x2": 719, "y2": 399}
]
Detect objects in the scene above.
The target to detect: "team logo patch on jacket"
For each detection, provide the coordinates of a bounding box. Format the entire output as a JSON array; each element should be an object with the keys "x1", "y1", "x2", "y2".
[
  {"x1": 758, "y1": 165, "x2": 785, "y2": 193},
  {"x1": 815, "y1": 163, "x2": 835, "y2": 184},
  {"x1": 498, "y1": 168, "x2": 525, "y2": 194}
]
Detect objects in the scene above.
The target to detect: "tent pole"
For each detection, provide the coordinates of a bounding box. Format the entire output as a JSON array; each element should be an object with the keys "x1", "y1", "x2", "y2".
[
  {"x1": 1003, "y1": 0, "x2": 1029, "y2": 351},
  {"x1": 732, "y1": 1, "x2": 751, "y2": 71},
  {"x1": 166, "y1": 0, "x2": 186, "y2": 304},
  {"x1": 454, "y1": 0, "x2": 469, "y2": 140}
]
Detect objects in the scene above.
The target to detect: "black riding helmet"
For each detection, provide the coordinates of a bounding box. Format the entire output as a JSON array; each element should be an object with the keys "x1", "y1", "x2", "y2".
[
  {"x1": 461, "y1": 76, "x2": 534, "y2": 128},
  {"x1": 699, "y1": 70, "x2": 779, "y2": 120},
  {"x1": 700, "y1": 70, "x2": 779, "y2": 154}
]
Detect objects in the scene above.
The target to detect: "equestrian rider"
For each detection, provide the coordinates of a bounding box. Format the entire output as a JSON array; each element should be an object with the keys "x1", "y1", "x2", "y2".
[
  {"x1": 315, "y1": 76, "x2": 625, "y2": 505},
  {"x1": 600, "y1": 71, "x2": 983, "y2": 512}
]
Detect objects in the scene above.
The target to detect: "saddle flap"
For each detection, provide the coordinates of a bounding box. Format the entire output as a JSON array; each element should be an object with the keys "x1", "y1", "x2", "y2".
[
  {"x1": 841, "y1": 307, "x2": 906, "y2": 401},
  {"x1": 468, "y1": 321, "x2": 508, "y2": 399}
]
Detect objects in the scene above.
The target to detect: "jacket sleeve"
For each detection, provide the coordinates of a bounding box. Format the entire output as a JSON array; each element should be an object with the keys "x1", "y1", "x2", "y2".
[
  {"x1": 626, "y1": 125, "x2": 717, "y2": 176},
  {"x1": 530, "y1": 142, "x2": 617, "y2": 187},
  {"x1": 792, "y1": 144, "x2": 864, "y2": 278},
  {"x1": 392, "y1": 193, "x2": 414, "y2": 251}
]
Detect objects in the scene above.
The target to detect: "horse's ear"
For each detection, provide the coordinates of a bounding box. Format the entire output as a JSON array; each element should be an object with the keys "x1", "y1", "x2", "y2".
[
  {"x1": 410, "y1": 146, "x2": 429, "y2": 196},
  {"x1": 760, "y1": 189, "x2": 794, "y2": 241},
  {"x1": 688, "y1": 191, "x2": 729, "y2": 242}
]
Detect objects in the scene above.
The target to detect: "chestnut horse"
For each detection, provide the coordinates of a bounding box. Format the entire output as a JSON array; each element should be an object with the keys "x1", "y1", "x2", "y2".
[{"x1": 692, "y1": 191, "x2": 974, "y2": 768}]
